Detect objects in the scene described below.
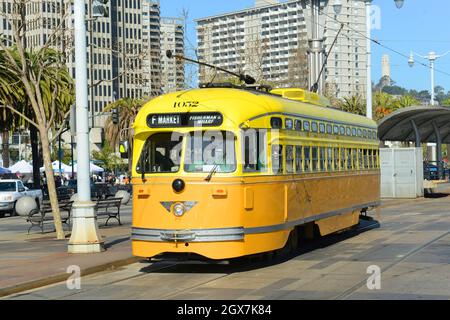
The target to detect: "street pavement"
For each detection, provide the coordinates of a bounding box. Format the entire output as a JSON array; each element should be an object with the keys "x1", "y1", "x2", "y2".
[
  {"x1": 0, "y1": 203, "x2": 136, "y2": 297},
  {"x1": 3, "y1": 196, "x2": 450, "y2": 300}
]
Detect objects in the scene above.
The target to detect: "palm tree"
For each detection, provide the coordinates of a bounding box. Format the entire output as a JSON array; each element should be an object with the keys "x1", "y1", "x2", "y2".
[
  {"x1": 1, "y1": 46, "x2": 74, "y2": 239},
  {"x1": 394, "y1": 95, "x2": 420, "y2": 109},
  {"x1": 104, "y1": 97, "x2": 146, "y2": 172},
  {"x1": 338, "y1": 95, "x2": 366, "y2": 116},
  {"x1": 0, "y1": 49, "x2": 23, "y2": 168},
  {"x1": 373, "y1": 92, "x2": 395, "y2": 121}
]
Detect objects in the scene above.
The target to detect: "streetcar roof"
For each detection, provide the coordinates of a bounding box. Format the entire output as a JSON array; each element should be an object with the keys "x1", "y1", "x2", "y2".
[{"x1": 134, "y1": 88, "x2": 377, "y2": 135}]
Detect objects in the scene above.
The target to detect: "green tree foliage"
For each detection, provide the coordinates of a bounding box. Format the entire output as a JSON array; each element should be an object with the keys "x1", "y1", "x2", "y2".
[
  {"x1": 104, "y1": 98, "x2": 146, "y2": 172},
  {"x1": 0, "y1": 45, "x2": 74, "y2": 239},
  {"x1": 92, "y1": 142, "x2": 126, "y2": 173},
  {"x1": 337, "y1": 95, "x2": 366, "y2": 116}
]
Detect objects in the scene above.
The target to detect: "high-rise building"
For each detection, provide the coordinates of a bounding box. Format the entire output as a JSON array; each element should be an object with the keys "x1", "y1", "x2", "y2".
[
  {"x1": 160, "y1": 17, "x2": 184, "y2": 93},
  {"x1": 1, "y1": 0, "x2": 185, "y2": 156},
  {"x1": 196, "y1": 0, "x2": 309, "y2": 88},
  {"x1": 196, "y1": 0, "x2": 367, "y2": 99},
  {"x1": 142, "y1": 0, "x2": 161, "y2": 97},
  {"x1": 322, "y1": 0, "x2": 367, "y2": 98}
]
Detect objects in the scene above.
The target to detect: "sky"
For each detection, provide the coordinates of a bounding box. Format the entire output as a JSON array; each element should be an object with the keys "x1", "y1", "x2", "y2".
[{"x1": 160, "y1": 0, "x2": 450, "y2": 93}]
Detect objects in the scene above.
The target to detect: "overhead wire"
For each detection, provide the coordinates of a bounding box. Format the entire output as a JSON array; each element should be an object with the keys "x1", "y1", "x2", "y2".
[{"x1": 303, "y1": 1, "x2": 450, "y2": 78}]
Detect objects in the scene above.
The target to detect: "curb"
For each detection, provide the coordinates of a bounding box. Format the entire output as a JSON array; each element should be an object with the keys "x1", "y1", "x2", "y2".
[{"x1": 0, "y1": 256, "x2": 141, "y2": 298}]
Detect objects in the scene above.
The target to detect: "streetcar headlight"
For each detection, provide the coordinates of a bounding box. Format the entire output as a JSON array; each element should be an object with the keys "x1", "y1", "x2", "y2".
[{"x1": 173, "y1": 203, "x2": 185, "y2": 217}]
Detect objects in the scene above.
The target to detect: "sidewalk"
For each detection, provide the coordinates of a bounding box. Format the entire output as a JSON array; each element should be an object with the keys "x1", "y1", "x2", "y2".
[
  {"x1": 0, "y1": 204, "x2": 138, "y2": 297},
  {"x1": 0, "y1": 196, "x2": 434, "y2": 298}
]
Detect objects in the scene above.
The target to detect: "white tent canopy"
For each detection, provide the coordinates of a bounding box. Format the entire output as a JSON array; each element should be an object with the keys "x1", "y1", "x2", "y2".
[
  {"x1": 40, "y1": 160, "x2": 72, "y2": 174},
  {"x1": 73, "y1": 162, "x2": 104, "y2": 173},
  {"x1": 9, "y1": 160, "x2": 33, "y2": 174}
]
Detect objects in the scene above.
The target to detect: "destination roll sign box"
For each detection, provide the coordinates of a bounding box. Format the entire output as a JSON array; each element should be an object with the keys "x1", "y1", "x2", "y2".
[{"x1": 147, "y1": 112, "x2": 223, "y2": 128}]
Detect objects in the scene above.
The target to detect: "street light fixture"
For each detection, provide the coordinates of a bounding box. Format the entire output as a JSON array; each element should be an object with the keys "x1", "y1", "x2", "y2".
[
  {"x1": 408, "y1": 51, "x2": 450, "y2": 105},
  {"x1": 394, "y1": 0, "x2": 405, "y2": 9},
  {"x1": 333, "y1": 0, "x2": 342, "y2": 15}
]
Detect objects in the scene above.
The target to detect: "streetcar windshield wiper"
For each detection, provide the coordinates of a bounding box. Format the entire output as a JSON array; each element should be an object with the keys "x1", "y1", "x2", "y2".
[{"x1": 204, "y1": 163, "x2": 219, "y2": 182}]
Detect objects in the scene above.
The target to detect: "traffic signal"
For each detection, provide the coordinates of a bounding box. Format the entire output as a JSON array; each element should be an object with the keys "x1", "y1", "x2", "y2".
[
  {"x1": 92, "y1": 0, "x2": 109, "y2": 18},
  {"x1": 112, "y1": 108, "x2": 119, "y2": 124}
]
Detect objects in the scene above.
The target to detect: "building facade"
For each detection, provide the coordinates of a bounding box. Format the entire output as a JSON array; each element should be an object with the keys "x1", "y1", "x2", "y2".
[
  {"x1": 142, "y1": 0, "x2": 162, "y2": 97},
  {"x1": 196, "y1": 0, "x2": 367, "y2": 99},
  {"x1": 1, "y1": 0, "x2": 185, "y2": 160},
  {"x1": 160, "y1": 17, "x2": 185, "y2": 93}
]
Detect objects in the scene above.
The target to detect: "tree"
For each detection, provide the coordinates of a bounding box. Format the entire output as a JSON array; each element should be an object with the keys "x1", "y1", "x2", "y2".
[
  {"x1": 373, "y1": 92, "x2": 395, "y2": 121},
  {"x1": 0, "y1": 44, "x2": 74, "y2": 240},
  {"x1": 104, "y1": 98, "x2": 145, "y2": 172},
  {"x1": 394, "y1": 95, "x2": 420, "y2": 109},
  {"x1": 435, "y1": 85, "x2": 446, "y2": 104},
  {"x1": 323, "y1": 81, "x2": 341, "y2": 107},
  {"x1": 382, "y1": 85, "x2": 407, "y2": 96},
  {"x1": 442, "y1": 98, "x2": 450, "y2": 106},
  {"x1": 92, "y1": 142, "x2": 125, "y2": 173},
  {"x1": 0, "y1": 49, "x2": 23, "y2": 168},
  {"x1": 337, "y1": 95, "x2": 366, "y2": 116}
]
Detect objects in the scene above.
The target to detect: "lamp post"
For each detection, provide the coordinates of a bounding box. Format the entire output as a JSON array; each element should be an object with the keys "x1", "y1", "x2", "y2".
[
  {"x1": 68, "y1": 0, "x2": 104, "y2": 253},
  {"x1": 308, "y1": 0, "x2": 325, "y2": 94},
  {"x1": 332, "y1": 0, "x2": 405, "y2": 119},
  {"x1": 408, "y1": 50, "x2": 450, "y2": 171},
  {"x1": 408, "y1": 51, "x2": 450, "y2": 106}
]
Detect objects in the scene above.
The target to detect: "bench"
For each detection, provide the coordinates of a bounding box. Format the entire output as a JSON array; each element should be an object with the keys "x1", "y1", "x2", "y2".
[
  {"x1": 27, "y1": 200, "x2": 74, "y2": 234},
  {"x1": 95, "y1": 197, "x2": 122, "y2": 226}
]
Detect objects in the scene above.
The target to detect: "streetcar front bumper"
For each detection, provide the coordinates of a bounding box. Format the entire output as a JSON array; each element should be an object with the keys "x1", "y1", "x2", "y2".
[{"x1": 131, "y1": 227, "x2": 244, "y2": 243}]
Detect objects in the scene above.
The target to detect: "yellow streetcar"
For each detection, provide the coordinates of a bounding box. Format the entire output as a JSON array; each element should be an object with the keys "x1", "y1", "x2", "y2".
[{"x1": 125, "y1": 85, "x2": 380, "y2": 260}]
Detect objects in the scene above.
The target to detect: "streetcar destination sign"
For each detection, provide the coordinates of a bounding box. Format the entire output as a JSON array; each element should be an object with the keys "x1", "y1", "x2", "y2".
[{"x1": 147, "y1": 112, "x2": 223, "y2": 128}]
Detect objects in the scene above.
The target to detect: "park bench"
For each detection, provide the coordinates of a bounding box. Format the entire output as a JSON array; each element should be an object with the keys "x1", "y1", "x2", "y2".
[
  {"x1": 95, "y1": 197, "x2": 122, "y2": 226},
  {"x1": 26, "y1": 199, "x2": 73, "y2": 234}
]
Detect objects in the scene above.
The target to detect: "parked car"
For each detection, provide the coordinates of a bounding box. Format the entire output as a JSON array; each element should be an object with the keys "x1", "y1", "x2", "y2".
[
  {"x1": 0, "y1": 179, "x2": 43, "y2": 217},
  {"x1": 423, "y1": 161, "x2": 450, "y2": 181},
  {"x1": 56, "y1": 180, "x2": 118, "y2": 200}
]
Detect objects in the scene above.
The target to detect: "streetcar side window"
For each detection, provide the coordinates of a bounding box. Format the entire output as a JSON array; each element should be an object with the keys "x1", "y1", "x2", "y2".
[
  {"x1": 327, "y1": 147, "x2": 333, "y2": 171},
  {"x1": 184, "y1": 131, "x2": 236, "y2": 173},
  {"x1": 295, "y1": 146, "x2": 303, "y2": 172},
  {"x1": 375, "y1": 150, "x2": 379, "y2": 168},
  {"x1": 327, "y1": 124, "x2": 332, "y2": 135},
  {"x1": 358, "y1": 149, "x2": 363, "y2": 170},
  {"x1": 137, "y1": 133, "x2": 182, "y2": 174},
  {"x1": 303, "y1": 121, "x2": 310, "y2": 132},
  {"x1": 286, "y1": 145, "x2": 294, "y2": 173},
  {"x1": 347, "y1": 149, "x2": 352, "y2": 170},
  {"x1": 319, "y1": 147, "x2": 326, "y2": 171},
  {"x1": 242, "y1": 130, "x2": 267, "y2": 172},
  {"x1": 334, "y1": 148, "x2": 339, "y2": 171},
  {"x1": 352, "y1": 149, "x2": 358, "y2": 170},
  {"x1": 340, "y1": 148, "x2": 346, "y2": 171},
  {"x1": 319, "y1": 123, "x2": 326, "y2": 134},
  {"x1": 271, "y1": 144, "x2": 283, "y2": 174},
  {"x1": 285, "y1": 118, "x2": 294, "y2": 130},
  {"x1": 304, "y1": 146, "x2": 311, "y2": 172},
  {"x1": 312, "y1": 147, "x2": 318, "y2": 171}
]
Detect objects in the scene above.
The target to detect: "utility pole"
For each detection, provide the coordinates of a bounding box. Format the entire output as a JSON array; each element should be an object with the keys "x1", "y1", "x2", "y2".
[
  {"x1": 308, "y1": 0, "x2": 324, "y2": 94},
  {"x1": 364, "y1": 0, "x2": 373, "y2": 119},
  {"x1": 68, "y1": 0, "x2": 104, "y2": 254},
  {"x1": 89, "y1": 3, "x2": 95, "y2": 129},
  {"x1": 408, "y1": 51, "x2": 450, "y2": 106}
]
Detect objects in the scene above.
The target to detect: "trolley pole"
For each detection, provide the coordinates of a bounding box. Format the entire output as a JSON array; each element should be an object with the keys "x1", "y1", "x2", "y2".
[{"x1": 68, "y1": 0, "x2": 104, "y2": 253}]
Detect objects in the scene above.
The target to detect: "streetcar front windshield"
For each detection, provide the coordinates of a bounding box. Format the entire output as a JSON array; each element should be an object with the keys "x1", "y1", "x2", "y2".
[
  {"x1": 184, "y1": 131, "x2": 236, "y2": 173},
  {"x1": 137, "y1": 132, "x2": 183, "y2": 174}
]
